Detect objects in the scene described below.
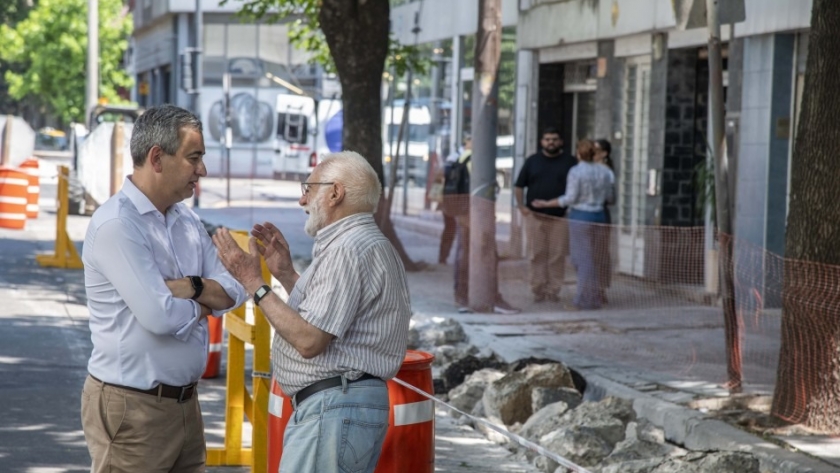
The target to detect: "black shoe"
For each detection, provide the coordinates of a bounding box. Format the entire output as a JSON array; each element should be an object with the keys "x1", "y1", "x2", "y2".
[
  {"x1": 546, "y1": 294, "x2": 560, "y2": 303},
  {"x1": 534, "y1": 293, "x2": 546, "y2": 303}
]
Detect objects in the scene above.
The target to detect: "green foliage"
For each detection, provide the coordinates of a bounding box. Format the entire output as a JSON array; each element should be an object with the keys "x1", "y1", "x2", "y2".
[
  {"x1": 0, "y1": 0, "x2": 133, "y2": 124},
  {"x1": 463, "y1": 27, "x2": 517, "y2": 112},
  {"x1": 224, "y1": 0, "x2": 427, "y2": 77}
]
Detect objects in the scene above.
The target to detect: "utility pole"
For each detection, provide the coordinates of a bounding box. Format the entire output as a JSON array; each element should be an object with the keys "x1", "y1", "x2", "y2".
[
  {"x1": 468, "y1": 0, "x2": 501, "y2": 311},
  {"x1": 85, "y1": 0, "x2": 99, "y2": 128},
  {"x1": 706, "y1": 0, "x2": 741, "y2": 393},
  {"x1": 193, "y1": 0, "x2": 203, "y2": 115}
]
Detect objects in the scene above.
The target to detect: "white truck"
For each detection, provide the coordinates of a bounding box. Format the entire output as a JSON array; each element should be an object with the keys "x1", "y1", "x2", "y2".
[
  {"x1": 272, "y1": 94, "x2": 343, "y2": 181},
  {"x1": 382, "y1": 103, "x2": 432, "y2": 187}
]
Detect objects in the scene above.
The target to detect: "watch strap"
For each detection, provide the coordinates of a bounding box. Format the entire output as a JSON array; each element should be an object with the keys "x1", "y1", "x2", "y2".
[
  {"x1": 253, "y1": 285, "x2": 272, "y2": 306},
  {"x1": 189, "y1": 276, "x2": 204, "y2": 300}
]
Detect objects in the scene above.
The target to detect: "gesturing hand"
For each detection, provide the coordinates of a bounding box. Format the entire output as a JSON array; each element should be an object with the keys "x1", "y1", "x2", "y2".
[
  {"x1": 212, "y1": 227, "x2": 265, "y2": 292},
  {"x1": 251, "y1": 222, "x2": 295, "y2": 281}
]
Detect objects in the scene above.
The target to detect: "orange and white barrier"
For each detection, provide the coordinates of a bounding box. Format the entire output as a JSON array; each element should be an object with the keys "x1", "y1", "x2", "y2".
[
  {"x1": 0, "y1": 168, "x2": 29, "y2": 230},
  {"x1": 267, "y1": 376, "x2": 293, "y2": 473},
  {"x1": 264, "y1": 350, "x2": 437, "y2": 473},
  {"x1": 202, "y1": 315, "x2": 223, "y2": 379},
  {"x1": 376, "y1": 350, "x2": 436, "y2": 473},
  {"x1": 18, "y1": 159, "x2": 39, "y2": 218}
]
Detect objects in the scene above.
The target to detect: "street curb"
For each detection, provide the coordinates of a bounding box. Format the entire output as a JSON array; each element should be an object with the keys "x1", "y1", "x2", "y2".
[{"x1": 581, "y1": 372, "x2": 834, "y2": 473}]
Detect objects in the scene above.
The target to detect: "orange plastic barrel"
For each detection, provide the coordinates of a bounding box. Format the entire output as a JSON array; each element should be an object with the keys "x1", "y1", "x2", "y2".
[
  {"x1": 375, "y1": 350, "x2": 436, "y2": 473},
  {"x1": 0, "y1": 168, "x2": 29, "y2": 230},
  {"x1": 201, "y1": 315, "x2": 223, "y2": 378},
  {"x1": 267, "y1": 375, "x2": 293, "y2": 473},
  {"x1": 18, "y1": 159, "x2": 39, "y2": 218}
]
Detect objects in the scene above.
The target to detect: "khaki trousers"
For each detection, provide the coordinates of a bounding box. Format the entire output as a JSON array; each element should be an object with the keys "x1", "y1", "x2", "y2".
[
  {"x1": 525, "y1": 213, "x2": 569, "y2": 297},
  {"x1": 81, "y1": 375, "x2": 206, "y2": 473}
]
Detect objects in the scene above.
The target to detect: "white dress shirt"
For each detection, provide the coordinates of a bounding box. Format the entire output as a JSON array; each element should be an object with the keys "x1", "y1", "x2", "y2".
[{"x1": 83, "y1": 176, "x2": 247, "y2": 389}]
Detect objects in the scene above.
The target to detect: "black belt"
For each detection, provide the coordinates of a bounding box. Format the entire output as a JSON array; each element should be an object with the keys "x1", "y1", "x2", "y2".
[
  {"x1": 90, "y1": 374, "x2": 197, "y2": 403},
  {"x1": 294, "y1": 373, "x2": 380, "y2": 406}
]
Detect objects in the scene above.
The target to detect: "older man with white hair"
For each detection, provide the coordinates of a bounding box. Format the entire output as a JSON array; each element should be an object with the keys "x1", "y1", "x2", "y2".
[{"x1": 212, "y1": 151, "x2": 412, "y2": 473}]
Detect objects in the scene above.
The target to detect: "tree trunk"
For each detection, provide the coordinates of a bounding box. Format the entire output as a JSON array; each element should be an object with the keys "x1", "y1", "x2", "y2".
[
  {"x1": 468, "y1": 0, "x2": 501, "y2": 311},
  {"x1": 772, "y1": 0, "x2": 840, "y2": 433},
  {"x1": 319, "y1": 0, "x2": 420, "y2": 271}
]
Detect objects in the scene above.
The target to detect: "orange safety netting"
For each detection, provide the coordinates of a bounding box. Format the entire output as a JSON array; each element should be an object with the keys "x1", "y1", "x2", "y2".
[{"x1": 395, "y1": 192, "x2": 840, "y2": 432}]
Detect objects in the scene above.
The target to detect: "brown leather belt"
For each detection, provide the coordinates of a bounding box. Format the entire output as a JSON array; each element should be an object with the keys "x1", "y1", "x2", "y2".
[
  {"x1": 90, "y1": 374, "x2": 197, "y2": 403},
  {"x1": 294, "y1": 373, "x2": 380, "y2": 406}
]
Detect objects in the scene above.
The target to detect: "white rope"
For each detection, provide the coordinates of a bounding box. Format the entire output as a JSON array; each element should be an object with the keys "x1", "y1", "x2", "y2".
[{"x1": 391, "y1": 377, "x2": 593, "y2": 473}]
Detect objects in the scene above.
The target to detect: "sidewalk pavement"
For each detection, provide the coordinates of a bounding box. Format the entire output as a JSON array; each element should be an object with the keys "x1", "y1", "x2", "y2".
[
  {"x1": 1, "y1": 176, "x2": 837, "y2": 472},
  {"x1": 389, "y1": 209, "x2": 840, "y2": 473},
  {"x1": 0, "y1": 180, "x2": 536, "y2": 473}
]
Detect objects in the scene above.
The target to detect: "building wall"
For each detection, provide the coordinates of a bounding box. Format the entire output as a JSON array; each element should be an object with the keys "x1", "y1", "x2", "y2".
[
  {"x1": 536, "y1": 63, "x2": 565, "y2": 149},
  {"x1": 735, "y1": 33, "x2": 795, "y2": 306},
  {"x1": 389, "y1": 0, "x2": 519, "y2": 45}
]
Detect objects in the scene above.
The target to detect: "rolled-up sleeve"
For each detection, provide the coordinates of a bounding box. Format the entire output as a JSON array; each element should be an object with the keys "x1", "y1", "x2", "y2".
[
  {"x1": 198, "y1": 227, "x2": 248, "y2": 316},
  {"x1": 89, "y1": 219, "x2": 201, "y2": 341}
]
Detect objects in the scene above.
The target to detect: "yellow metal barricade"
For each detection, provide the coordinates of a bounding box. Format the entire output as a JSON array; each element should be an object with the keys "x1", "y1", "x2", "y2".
[
  {"x1": 207, "y1": 230, "x2": 271, "y2": 472},
  {"x1": 36, "y1": 165, "x2": 83, "y2": 269}
]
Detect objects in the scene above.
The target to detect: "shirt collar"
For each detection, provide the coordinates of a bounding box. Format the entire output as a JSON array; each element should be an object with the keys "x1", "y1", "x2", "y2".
[
  {"x1": 122, "y1": 175, "x2": 182, "y2": 220},
  {"x1": 313, "y1": 213, "x2": 376, "y2": 256}
]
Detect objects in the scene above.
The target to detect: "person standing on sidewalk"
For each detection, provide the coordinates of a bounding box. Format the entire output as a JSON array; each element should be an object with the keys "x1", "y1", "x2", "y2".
[
  {"x1": 80, "y1": 105, "x2": 248, "y2": 472},
  {"x1": 446, "y1": 136, "x2": 520, "y2": 314},
  {"x1": 211, "y1": 151, "x2": 412, "y2": 473},
  {"x1": 532, "y1": 139, "x2": 615, "y2": 310},
  {"x1": 593, "y1": 139, "x2": 615, "y2": 304},
  {"x1": 514, "y1": 127, "x2": 578, "y2": 303}
]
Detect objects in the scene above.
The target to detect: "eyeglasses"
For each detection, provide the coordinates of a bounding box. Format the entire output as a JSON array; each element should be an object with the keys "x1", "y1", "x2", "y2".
[{"x1": 300, "y1": 181, "x2": 335, "y2": 196}]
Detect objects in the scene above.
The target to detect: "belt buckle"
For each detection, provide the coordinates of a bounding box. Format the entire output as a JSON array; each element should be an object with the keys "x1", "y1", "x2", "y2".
[{"x1": 177, "y1": 384, "x2": 193, "y2": 403}]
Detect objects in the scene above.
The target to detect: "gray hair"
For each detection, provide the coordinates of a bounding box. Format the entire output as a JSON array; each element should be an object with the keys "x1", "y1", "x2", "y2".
[
  {"x1": 317, "y1": 151, "x2": 382, "y2": 212},
  {"x1": 130, "y1": 104, "x2": 203, "y2": 167}
]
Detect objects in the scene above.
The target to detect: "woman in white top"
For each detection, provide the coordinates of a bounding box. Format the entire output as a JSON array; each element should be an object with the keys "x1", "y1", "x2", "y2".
[{"x1": 532, "y1": 140, "x2": 615, "y2": 310}]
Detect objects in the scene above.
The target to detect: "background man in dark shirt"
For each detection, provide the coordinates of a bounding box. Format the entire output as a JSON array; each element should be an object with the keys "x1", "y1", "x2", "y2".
[{"x1": 514, "y1": 127, "x2": 578, "y2": 303}]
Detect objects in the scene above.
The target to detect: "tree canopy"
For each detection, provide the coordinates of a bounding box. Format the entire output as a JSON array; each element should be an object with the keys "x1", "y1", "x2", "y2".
[
  {"x1": 228, "y1": 0, "x2": 426, "y2": 78},
  {"x1": 0, "y1": 0, "x2": 133, "y2": 124}
]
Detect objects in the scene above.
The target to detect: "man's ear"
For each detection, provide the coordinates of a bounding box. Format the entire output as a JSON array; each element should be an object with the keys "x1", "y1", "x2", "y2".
[
  {"x1": 329, "y1": 182, "x2": 345, "y2": 207},
  {"x1": 148, "y1": 145, "x2": 164, "y2": 173}
]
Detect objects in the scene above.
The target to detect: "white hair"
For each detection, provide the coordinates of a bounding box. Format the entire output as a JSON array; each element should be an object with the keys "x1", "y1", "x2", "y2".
[{"x1": 317, "y1": 151, "x2": 382, "y2": 212}]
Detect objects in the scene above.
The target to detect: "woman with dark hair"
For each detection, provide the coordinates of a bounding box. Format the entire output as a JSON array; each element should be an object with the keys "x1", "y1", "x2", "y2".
[
  {"x1": 532, "y1": 139, "x2": 615, "y2": 310},
  {"x1": 593, "y1": 139, "x2": 615, "y2": 304}
]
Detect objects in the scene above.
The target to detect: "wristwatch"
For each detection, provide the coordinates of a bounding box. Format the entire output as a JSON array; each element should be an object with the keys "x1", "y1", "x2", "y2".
[
  {"x1": 189, "y1": 276, "x2": 204, "y2": 300},
  {"x1": 253, "y1": 285, "x2": 272, "y2": 307}
]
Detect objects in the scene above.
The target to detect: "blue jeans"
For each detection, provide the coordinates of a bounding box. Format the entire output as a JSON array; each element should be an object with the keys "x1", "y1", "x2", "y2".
[
  {"x1": 568, "y1": 209, "x2": 607, "y2": 310},
  {"x1": 279, "y1": 378, "x2": 389, "y2": 473}
]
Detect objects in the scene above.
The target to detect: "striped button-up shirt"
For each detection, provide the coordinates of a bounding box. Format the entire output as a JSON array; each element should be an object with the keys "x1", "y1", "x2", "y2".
[{"x1": 273, "y1": 213, "x2": 412, "y2": 396}]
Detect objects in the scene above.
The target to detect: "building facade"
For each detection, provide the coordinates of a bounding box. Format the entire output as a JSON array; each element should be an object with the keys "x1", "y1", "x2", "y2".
[{"x1": 391, "y1": 0, "x2": 812, "y2": 299}]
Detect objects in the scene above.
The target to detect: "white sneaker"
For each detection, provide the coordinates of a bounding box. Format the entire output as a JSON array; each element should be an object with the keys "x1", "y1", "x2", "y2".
[{"x1": 493, "y1": 302, "x2": 521, "y2": 315}]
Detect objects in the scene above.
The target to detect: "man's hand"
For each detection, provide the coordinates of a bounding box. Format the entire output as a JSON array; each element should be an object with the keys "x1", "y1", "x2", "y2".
[
  {"x1": 212, "y1": 227, "x2": 266, "y2": 294},
  {"x1": 199, "y1": 302, "x2": 212, "y2": 319},
  {"x1": 518, "y1": 205, "x2": 531, "y2": 216},
  {"x1": 531, "y1": 199, "x2": 553, "y2": 208},
  {"x1": 251, "y1": 222, "x2": 295, "y2": 280}
]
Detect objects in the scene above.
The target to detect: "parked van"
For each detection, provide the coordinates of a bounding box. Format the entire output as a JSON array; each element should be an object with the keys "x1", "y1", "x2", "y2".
[
  {"x1": 382, "y1": 102, "x2": 432, "y2": 187},
  {"x1": 273, "y1": 94, "x2": 343, "y2": 181}
]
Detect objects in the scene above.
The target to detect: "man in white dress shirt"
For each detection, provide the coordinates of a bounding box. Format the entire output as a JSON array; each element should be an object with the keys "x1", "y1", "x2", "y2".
[{"x1": 80, "y1": 104, "x2": 247, "y2": 472}]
